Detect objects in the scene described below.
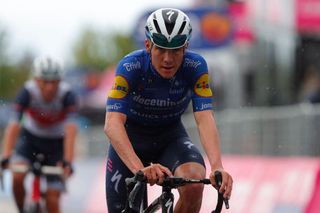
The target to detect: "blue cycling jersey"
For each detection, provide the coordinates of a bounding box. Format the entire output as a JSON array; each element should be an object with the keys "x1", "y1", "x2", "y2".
[{"x1": 106, "y1": 49, "x2": 213, "y2": 126}]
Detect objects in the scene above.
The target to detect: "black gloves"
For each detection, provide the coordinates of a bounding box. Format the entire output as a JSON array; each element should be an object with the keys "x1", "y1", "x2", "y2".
[
  {"x1": 62, "y1": 160, "x2": 74, "y2": 175},
  {"x1": 0, "y1": 158, "x2": 10, "y2": 169}
]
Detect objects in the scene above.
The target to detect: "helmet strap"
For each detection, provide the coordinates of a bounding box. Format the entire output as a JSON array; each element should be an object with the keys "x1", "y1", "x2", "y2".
[{"x1": 149, "y1": 42, "x2": 154, "y2": 64}]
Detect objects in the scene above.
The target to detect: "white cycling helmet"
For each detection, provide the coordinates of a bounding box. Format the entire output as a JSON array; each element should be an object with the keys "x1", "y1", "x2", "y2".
[
  {"x1": 145, "y1": 8, "x2": 192, "y2": 49},
  {"x1": 32, "y1": 56, "x2": 64, "y2": 80}
]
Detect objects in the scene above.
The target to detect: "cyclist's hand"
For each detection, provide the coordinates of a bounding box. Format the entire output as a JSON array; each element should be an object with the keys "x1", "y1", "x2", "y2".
[
  {"x1": 210, "y1": 169, "x2": 233, "y2": 199},
  {"x1": 141, "y1": 163, "x2": 173, "y2": 185},
  {"x1": 0, "y1": 158, "x2": 10, "y2": 170},
  {"x1": 58, "y1": 160, "x2": 74, "y2": 178}
]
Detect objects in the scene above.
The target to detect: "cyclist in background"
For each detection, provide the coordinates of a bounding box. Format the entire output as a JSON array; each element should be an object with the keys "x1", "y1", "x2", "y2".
[
  {"x1": 0, "y1": 56, "x2": 78, "y2": 213},
  {"x1": 104, "y1": 8, "x2": 233, "y2": 213}
]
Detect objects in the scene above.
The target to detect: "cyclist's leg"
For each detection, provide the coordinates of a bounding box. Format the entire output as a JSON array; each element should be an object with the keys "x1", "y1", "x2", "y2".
[
  {"x1": 45, "y1": 189, "x2": 61, "y2": 213},
  {"x1": 11, "y1": 160, "x2": 28, "y2": 213},
  {"x1": 158, "y1": 122, "x2": 206, "y2": 213},
  {"x1": 45, "y1": 177, "x2": 63, "y2": 213},
  {"x1": 40, "y1": 137, "x2": 64, "y2": 213},
  {"x1": 106, "y1": 145, "x2": 136, "y2": 213},
  {"x1": 174, "y1": 162, "x2": 206, "y2": 213},
  {"x1": 106, "y1": 121, "x2": 165, "y2": 212},
  {"x1": 11, "y1": 128, "x2": 34, "y2": 212}
]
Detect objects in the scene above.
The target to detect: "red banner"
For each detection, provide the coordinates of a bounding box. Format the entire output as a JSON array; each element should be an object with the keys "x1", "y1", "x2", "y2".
[
  {"x1": 229, "y1": 2, "x2": 255, "y2": 43},
  {"x1": 296, "y1": 0, "x2": 320, "y2": 33}
]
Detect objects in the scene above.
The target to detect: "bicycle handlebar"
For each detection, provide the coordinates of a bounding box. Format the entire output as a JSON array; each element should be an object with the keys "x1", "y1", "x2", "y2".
[
  {"x1": 0, "y1": 161, "x2": 63, "y2": 191},
  {"x1": 9, "y1": 164, "x2": 63, "y2": 176},
  {"x1": 124, "y1": 170, "x2": 229, "y2": 213}
]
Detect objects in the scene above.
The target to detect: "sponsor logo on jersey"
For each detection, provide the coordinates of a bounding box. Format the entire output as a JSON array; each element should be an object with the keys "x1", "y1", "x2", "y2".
[
  {"x1": 169, "y1": 87, "x2": 185, "y2": 95},
  {"x1": 199, "y1": 102, "x2": 213, "y2": 110},
  {"x1": 106, "y1": 103, "x2": 122, "y2": 111},
  {"x1": 169, "y1": 80, "x2": 185, "y2": 95},
  {"x1": 132, "y1": 95, "x2": 187, "y2": 107},
  {"x1": 184, "y1": 58, "x2": 201, "y2": 69},
  {"x1": 108, "y1": 75, "x2": 129, "y2": 99},
  {"x1": 123, "y1": 61, "x2": 141, "y2": 72},
  {"x1": 194, "y1": 74, "x2": 212, "y2": 97}
]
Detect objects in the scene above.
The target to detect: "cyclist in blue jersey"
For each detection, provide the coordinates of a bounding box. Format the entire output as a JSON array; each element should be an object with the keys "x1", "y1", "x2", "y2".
[
  {"x1": 104, "y1": 8, "x2": 233, "y2": 213},
  {"x1": 0, "y1": 56, "x2": 78, "y2": 213}
]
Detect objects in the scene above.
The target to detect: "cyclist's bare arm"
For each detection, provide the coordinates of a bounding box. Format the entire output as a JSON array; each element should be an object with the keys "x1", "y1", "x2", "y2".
[
  {"x1": 2, "y1": 121, "x2": 21, "y2": 159},
  {"x1": 104, "y1": 112, "x2": 145, "y2": 174},
  {"x1": 194, "y1": 110, "x2": 223, "y2": 170},
  {"x1": 104, "y1": 112, "x2": 172, "y2": 182},
  {"x1": 62, "y1": 122, "x2": 78, "y2": 177},
  {"x1": 193, "y1": 110, "x2": 233, "y2": 199},
  {"x1": 63, "y1": 122, "x2": 78, "y2": 162}
]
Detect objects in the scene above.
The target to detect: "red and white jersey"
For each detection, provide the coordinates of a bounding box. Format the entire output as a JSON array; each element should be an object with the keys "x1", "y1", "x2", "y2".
[{"x1": 12, "y1": 80, "x2": 78, "y2": 138}]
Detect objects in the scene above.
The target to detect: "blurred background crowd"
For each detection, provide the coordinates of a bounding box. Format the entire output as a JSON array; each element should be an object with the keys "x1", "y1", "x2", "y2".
[{"x1": 1, "y1": 0, "x2": 320, "y2": 212}]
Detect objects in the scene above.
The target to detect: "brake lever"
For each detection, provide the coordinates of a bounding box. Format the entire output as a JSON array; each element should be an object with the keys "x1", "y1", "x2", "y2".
[
  {"x1": 224, "y1": 197, "x2": 230, "y2": 209},
  {"x1": 215, "y1": 171, "x2": 230, "y2": 210}
]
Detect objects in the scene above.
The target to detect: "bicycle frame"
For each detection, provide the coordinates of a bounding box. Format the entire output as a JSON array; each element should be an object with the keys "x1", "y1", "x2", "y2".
[
  {"x1": 31, "y1": 174, "x2": 41, "y2": 207},
  {"x1": 143, "y1": 185, "x2": 174, "y2": 212},
  {"x1": 122, "y1": 170, "x2": 229, "y2": 213}
]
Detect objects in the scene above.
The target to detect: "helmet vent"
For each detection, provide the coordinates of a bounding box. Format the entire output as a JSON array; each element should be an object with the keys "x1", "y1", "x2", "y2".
[
  {"x1": 166, "y1": 22, "x2": 175, "y2": 35},
  {"x1": 178, "y1": 21, "x2": 186, "y2": 34},
  {"x1": 153, "y1": 20, "x2": 161, "y2": 34}
]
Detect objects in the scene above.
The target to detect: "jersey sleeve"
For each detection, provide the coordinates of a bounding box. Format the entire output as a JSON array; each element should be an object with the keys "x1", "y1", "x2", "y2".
[
  {"x1": 189, "y1": 55, "x2": 214, "y2": 112},
  {"x1": 11, "y1": 87, "x2": 30, "y2": 122},
  {"x1": 62, "y1": 91, "x2": 79, "y2": 122},
  {"x1": 106, "y1": 57, "x2": 133, "y2": 115}
]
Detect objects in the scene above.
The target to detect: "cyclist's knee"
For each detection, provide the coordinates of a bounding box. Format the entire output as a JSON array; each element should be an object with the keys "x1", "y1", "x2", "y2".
[
  {"x1": 175, "y1": 162, "x2": 205, "y2": 202},
  {"x1": 174, "y1": 162, "x2": 206, "y2": 179}
]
